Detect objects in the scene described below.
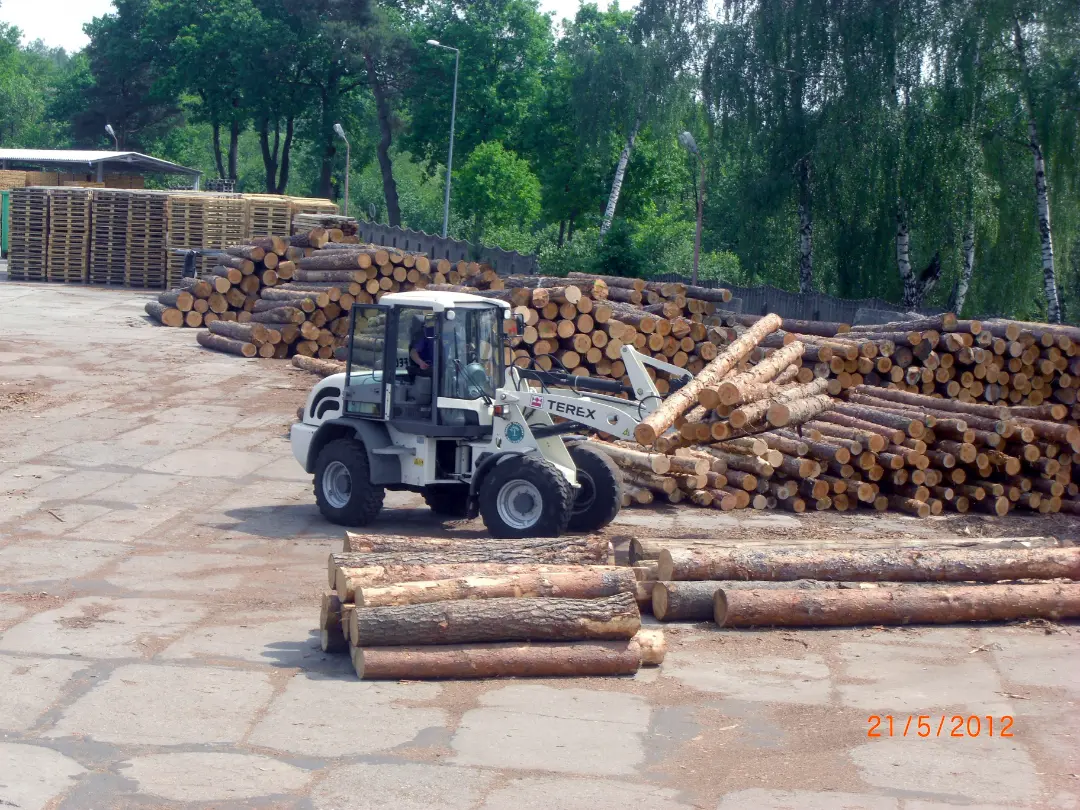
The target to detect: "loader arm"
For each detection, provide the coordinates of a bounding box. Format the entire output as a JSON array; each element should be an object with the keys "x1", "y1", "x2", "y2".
[{"x1": 495, "y1": 346, "x2": 694, "y2": 440}]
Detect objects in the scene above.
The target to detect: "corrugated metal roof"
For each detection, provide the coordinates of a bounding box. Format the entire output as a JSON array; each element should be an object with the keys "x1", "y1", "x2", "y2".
[{"x1": 0, "y1": 149, "x2": 201, "y2": 175}]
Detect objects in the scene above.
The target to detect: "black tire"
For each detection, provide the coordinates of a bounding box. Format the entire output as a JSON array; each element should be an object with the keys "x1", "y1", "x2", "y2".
[
  {"x1": 423, "y1": 484, "x2": 470, "y2": 517},
  {"x1": 566, "y1": 443, "x2": 622, "y2": 532},
  {"x1": 478, "y1": 455, "x2": 574, "y2": 538},
  {"x1": 313, "y1": 438, "x2": 385, "y2": 526}
]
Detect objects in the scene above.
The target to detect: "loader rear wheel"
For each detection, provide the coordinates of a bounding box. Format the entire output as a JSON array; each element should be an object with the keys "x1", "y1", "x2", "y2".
[
  {"x1": 567, "y1": 443, "x2": 622, "y2": 532},
  {"x1": 313, "y1": 438, "x2": 385, "y2": 527},
  {"x1": 479, "y1": 455, "x2": 573, "y2": 538}
]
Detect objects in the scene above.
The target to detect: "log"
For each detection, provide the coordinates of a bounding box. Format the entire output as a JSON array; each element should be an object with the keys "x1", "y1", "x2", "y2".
[
  {"x1": 767, "y1": 393, "x2": 834, "y2": 428},
  {"x1": 331, "y1": 536, "x2": 609, "y2": 569},
  {"x1": 715, "y1": 583, "x2": 1080, "y2": 628},
  {"x1": 635, "y1": 314, "x2": 782, "y2": 445},
  {"x1": 288, "y1": 228, "x2": 329, "y2": 249},
  {"x1": 291, "y1": 355, "x2": 346, "y2": 376},
  {"x1": 714, "y1": 342, "x2": 806, "y2": 406},
  {"x1": 353, "y1": 640, "x2": 641, "y2": 680},
  {"x1": 589, "y1": 439, "x2": 671, "y2": 474},
  {"x1": 335, "y1": 563, "x2": 621, "y2": 601},
  {"x1": 351, "y1": 592, "x2": 641, "y2": 646},
  {"x1": 159, "y1": 289, "x2": 194, "y2": 311},
  {"x1": 652, "y1": 581, "x2": 724, "y2": 622},
  {"x1": 659, "y1": 546, "x2": 1080, "y2": 583},
  {"x1": 196, "y1": 331, "x2": 256, "y2": 357},
  {"x1": 207, "y1": 320, "x2": 268, "y2": 344},
  {"x1": 357, "y1": 568, "x2": 637, "y2": 607},
  {"x1": 145, "y1": 301, "x2": 183, "y2": 327}
]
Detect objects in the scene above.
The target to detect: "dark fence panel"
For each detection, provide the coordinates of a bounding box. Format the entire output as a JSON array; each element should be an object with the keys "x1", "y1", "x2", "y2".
[
  {"x1": 355, "y1": 224, "x2": 963, "y2": 323},
  {"x1": 356, "y1": 222, "x2": 538, "y2": 276}
]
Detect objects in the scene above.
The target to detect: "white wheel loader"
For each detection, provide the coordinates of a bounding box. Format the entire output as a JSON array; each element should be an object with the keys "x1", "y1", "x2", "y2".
[{"x1": 290, "y1": 290, "x2": 690, "y2": 537}]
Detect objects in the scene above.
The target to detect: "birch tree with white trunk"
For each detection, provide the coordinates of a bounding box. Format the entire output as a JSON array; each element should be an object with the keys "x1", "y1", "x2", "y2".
[{"x1": 1012, "y1": 18, "x2": 1061, "y2": 323}]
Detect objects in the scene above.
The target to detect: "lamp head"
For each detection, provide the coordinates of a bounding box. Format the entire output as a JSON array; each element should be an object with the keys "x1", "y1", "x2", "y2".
[
  {"x1": 678, "y1": 131, "x2": 699, "y2": 156},
  {"x1": 333, "y1": 123, "x2": 346, "y2": 140},
  {"x1": 426, "y1": 39, "x2": 440, "y2": 46},
  {"x1": 105, "y1": 123, "x2": 116, "y2": 137}
]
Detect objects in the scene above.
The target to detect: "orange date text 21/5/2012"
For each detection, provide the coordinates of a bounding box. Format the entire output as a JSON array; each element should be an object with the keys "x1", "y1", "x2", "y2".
[{"x1": 867, "y1": 715, "x2": 1014, "y2": 738}]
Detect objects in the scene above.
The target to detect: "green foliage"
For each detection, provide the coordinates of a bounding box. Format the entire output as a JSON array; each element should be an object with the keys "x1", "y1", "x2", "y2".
[
  {"x1": 0, "y1": 0, "x2": 1075, "y2": 323},
  {"x1": 452, "y1": 141, "x2": 541, "y2": 241}
]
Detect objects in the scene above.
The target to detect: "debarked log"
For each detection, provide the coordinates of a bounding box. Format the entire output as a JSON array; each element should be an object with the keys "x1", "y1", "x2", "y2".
[
  {"x1": 714, "y1": 583, "x2": 1080, "y2": 627},
  {"x1": 659, "y1": 546, "x2": 1080, "y2": 583}
]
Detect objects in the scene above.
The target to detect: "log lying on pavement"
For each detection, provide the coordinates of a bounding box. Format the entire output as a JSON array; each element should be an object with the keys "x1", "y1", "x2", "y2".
[
  {"x1": 630, "y1": 535, "x2": 1067, "y2": 564},
  {"x1": 350, "y1": 592, "x2": 641, "y2": 646},
  {"x1": 652, "y1": 581, "x2": 724, "y2": 621},
  {"x1": 320, "y1": 591, "x2": 348, "y2": 653},
  {"x1": 353, "y1": 639, "x2": 642, "y2": 680},
  {"x1": 714, "y1": 583, "x2": 1080, "y2": 627},
  {"x1": 357, "y1": 568, "x2": 637, "y2": 607},
  {"x1": 659, "y1": 546, "x2": 1080, "y2": 583}
]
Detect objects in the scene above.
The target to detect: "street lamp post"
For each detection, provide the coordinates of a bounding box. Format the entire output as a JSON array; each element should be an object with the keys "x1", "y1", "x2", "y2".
[
  {"x1": 427, "y1": 39, "x2": 459, "y2": 239},
  {"x1": 333, "y1": 123, "x2": 350, "y2": 217},
  {"x1": 105, "y1": 124, "x2": 118, "y2": 150},
  {"x1": 679, "y1": 131, "x2": 704, "y2": 287}
]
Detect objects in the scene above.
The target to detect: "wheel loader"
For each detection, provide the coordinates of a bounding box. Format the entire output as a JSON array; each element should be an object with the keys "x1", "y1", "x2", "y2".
[{"x1": 290, "y1": 290, "x2": 690, "y2": 537}]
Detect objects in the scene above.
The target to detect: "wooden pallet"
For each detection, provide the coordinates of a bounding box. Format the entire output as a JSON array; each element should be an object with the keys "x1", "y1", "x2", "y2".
[
  {"x1": 165, "y1": 194, "x2": 211, "y2": 287},
  {"x1": 8, "y1": 188, "x2": 50, "y2": 281},
  {"x1": 89, "y1": 189, "x2": 130, "y2": 286},
  {"x1": 289, "y1": 197, "x2": 339, "y2": 221},
  {"x1": 243, "y1": 194, "x2": 292, "y2": 240},
  {"x1": 46, "y1": 188, "x2": 92, "y2": 283},
  {"x1": 126, "y1": 191, "x2": 169, "y2": 289}
]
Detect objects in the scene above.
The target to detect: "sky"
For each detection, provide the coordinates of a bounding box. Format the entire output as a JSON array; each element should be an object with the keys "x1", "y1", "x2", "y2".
[{"x1": 0, "y1": 0, "x2": 639, "y2": 53}]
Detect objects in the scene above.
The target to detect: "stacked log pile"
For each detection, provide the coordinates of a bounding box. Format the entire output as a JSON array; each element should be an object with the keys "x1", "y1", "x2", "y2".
[
  {"x1": 587, "y1": 310, "x2": 1080, "y2": 517},
  {"x1": 725, "y1": 312, "x2": 1080, "y2": 416},
  {"x1": 628, "y1": 534, "x2": 1080, "y2": 628},
  {"x1": 320, "y1": 532, "x2": 666, "y2": 680},
  {"x1": 147, "y1": 231, "x2": 1080, "y2": 519}
]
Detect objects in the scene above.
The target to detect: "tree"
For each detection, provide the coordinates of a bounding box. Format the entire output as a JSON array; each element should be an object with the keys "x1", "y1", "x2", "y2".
[
  {"x1": 148, "y1": 0, "x2": 263, "y2": 180},
  {"x1": 403, "y1": 0, "x2": 552, "y2": 173},
  {"x1": 452, "y1": 140, "x2": 540, "y2": 242},
  {"x1": 59, "y1": 0, "x2": 181, "y2": 149},
  {"x1": 358, "y1": 4, "x2": 415, "y2": 226}
]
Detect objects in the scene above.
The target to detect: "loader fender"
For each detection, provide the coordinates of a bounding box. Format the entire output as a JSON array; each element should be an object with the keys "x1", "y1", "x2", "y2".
[{"x1": 305, "y1": 419, "x2": 401, "y2": 485}]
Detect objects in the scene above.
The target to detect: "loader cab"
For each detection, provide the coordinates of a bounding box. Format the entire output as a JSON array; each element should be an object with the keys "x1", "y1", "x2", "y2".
[{"x1": 344, "y1": 292, "x2": 508, "y2": 437}]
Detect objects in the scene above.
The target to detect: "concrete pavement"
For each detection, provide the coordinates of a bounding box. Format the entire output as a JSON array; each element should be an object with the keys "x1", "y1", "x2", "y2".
[{"x1": 0, "y1": 282, "x2": 1077, "y2": 809}]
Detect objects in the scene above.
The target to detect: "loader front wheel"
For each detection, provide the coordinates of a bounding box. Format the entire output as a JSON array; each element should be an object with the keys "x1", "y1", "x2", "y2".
[
  {"x1": 566, "y1": 443, "x2": 622, "y2": 532},
  {"x1": 313, "y1": 438, "x2": 385, "y2": 527},
  {"x1": 479, "y1": 455, "x2": 573, "y2": 538}
]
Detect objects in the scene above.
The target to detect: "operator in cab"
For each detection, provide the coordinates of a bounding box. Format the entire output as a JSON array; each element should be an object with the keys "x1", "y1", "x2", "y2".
[{"x1": 408, "y1": 314, "x2": 437, "y2": 378}]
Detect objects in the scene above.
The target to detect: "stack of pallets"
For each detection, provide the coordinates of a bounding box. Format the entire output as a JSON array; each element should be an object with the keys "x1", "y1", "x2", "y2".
[
  {"x1": 165, "y1": 194, "x2": 210, "y2": 288},
  {"x1": 7, "y1": 187, "x2": 50, "y2": 281},
  {"x1": 126, "y1": 191, "x2": 169, "y2": 289},
  {"x1": 89, "y1": 189, "x2": 130, "y2": 286},
  {"x1": 46, "y1": 188, "x2": 92, "y2": 283},
  {"x1": 244, "y1": 194, "x2": 292, "y2": 240},
  {"x1": 288, "y1": 197, "x2": 338, "y2": 219},
  {"x1": 203, "y1": 195, "x2": 246, "y2": 251}
]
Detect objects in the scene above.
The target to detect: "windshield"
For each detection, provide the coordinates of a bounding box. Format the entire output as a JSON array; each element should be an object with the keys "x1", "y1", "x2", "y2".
[{"x1": 441, "y1": 306, "x2": 504, "y2": 400}]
